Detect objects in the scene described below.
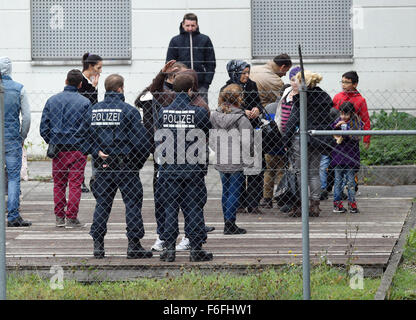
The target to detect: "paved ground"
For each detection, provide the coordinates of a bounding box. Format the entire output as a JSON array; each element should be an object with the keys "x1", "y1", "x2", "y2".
[{"x1": 4, "y1": 160, "x2": 416, "y2": 280}]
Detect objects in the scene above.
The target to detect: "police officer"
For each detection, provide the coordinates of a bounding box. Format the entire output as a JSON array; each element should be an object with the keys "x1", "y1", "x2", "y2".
[
  {"x1": 155, "y1": 73, "x2": 213, "y2": 262},
  {"x1": 84, "y1": 74, "x2": 152, "y2": 259}
]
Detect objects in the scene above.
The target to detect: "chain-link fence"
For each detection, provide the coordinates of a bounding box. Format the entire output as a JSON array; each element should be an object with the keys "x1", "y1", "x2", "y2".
[{"x1": 2, "y1": 65, "x2": 416, "y2": 298}]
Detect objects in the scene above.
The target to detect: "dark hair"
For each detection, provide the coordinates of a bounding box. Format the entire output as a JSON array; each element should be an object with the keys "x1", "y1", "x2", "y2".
[
  {"x1": 342, "y1": 71, "x2": 359, "y2": 84},
  {"x1": 273, "y1": 54, "x2": 292, "y2": 67},
  {"x1": 104, "y1": 74, "x2": 124, "y2": 92},
  {"x1": 339, "y1": 101, "x2": 356, "y2": 115},
  {"x1": 182, "y1": 13, "x2": 198, "y2": 23},
  {"x1": 82, "y1": 53, "x2": 103, "y2": 72},
  {"x1": 66, "y1": 69, "x2": 83, "y2": 87},
  {"x1": 173, "y1": 73, "x2": 194, "y2": 93}
]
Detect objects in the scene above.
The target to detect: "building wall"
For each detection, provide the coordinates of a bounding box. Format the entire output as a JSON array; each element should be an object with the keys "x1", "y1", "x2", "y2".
[{"x1": 1, "y1": 0, "x2": 415, "y2": 156}]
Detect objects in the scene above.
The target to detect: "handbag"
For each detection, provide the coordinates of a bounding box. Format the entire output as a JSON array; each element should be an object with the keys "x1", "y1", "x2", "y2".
[
  {"x1": 274, "y1": 161, "x2": 299, "y2": 207},
  {"x1": 260, "y1": 109, "x2": 283, "y2": 154},
  {"x1": 47, "y1": 144, "x2": 57, "y2": 159}
]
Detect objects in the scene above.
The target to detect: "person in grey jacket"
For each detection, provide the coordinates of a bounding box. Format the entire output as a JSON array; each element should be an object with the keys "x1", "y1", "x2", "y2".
[
  {"x1": 210, "y1": 84, "x2": 255, "y2": 234},
  {"x1": 0, "y1": 57, "x2": 32, "y2": 227}
]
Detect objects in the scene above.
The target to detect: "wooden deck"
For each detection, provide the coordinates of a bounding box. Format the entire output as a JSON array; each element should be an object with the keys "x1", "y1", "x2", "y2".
[{"x1": 5, "y1": 161, "x2": 415, "y2": 280}]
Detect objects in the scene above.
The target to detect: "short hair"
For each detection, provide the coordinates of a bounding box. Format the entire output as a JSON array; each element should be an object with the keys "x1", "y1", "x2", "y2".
[
  {"x1": 342, "y1": 71, "x2": 359, "y2": 84},
  {"x1": 66, "y1": 69, "x2": 83, "y2": 87},
  {"x1": 104, "y1": 74, "x2": 124, "y2": 92},
  {"x1": 183, "y1": 13, "x2": 198, "y2": 23},
  {"x1": 82, "y1": 53, "x2": 102, "y2": 72},
  {"x1": 173, "y1": 73, "x2": 194, "y2": 93},
  {"x1": 273, "y1": 54, "x2": 292, "y2": 67},
  {"x1": 339, "y1": 101, "x2": 356, "y2": 115},
  {"x1": 218, "y1": 84, "x2": 243, "y2": 113}
]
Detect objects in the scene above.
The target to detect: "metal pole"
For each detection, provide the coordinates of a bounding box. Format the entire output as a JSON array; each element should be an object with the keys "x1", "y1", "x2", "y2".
[
  {"x1": 0, "y1": 73, "x2": 6, "y2": 300},
  {"x1": 298, "y1": 45, "x2": 310, "y2": 300}
]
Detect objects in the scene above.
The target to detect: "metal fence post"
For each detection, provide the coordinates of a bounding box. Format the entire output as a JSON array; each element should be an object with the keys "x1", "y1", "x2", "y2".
[
  {"x1": 0, "y1": 74, "x2": 6, "y2": 300},
  {"x1": 299, "y1": 45, "x2": 311, "y2": 300}
]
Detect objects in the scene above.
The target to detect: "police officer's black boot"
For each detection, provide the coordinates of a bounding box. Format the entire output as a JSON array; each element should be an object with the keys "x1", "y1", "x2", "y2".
[
  {"x1": 160, "y1": 243, "x2": 176, "y2": 262},
  {"x1": 127, "y1": 239, "x2": 153, "y2": 259},
  {"x1": 93, "y1": 238, "x2": 105, "y2": 259},
  {"x1": 224, "y1": 220, "x2": 246, "y2": 235},
  {"x1": 189, "y1": 244, "x2": 213, "y2": 262}
]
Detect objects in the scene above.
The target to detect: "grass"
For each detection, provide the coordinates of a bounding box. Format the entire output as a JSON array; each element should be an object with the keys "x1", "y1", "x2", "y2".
[
  {"x1": 6, "y1": 264, "x2": 380, "y2": 300},
  {"x1": 388, "y1": 227, "x2": 416, "y2": 300}
]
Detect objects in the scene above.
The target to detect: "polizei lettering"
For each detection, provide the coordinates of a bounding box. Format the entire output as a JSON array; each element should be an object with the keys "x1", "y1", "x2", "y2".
[
  {"x1": 91, "y1": 109, "x2": 122, "y2": 126},
  {"x1": 162, "y1": 110, "x2": 195, "y2": 128}
]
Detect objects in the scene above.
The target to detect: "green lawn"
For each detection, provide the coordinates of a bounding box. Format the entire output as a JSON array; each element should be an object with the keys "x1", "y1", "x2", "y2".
[{"x1": 6, "y1": 228, "x2": 416, "y2": 300}]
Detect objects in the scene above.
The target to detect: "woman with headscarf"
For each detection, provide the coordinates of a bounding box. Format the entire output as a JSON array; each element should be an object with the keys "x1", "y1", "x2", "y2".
[{"x1": 221, "y1": 60, "x2": 264, "y2": 214}]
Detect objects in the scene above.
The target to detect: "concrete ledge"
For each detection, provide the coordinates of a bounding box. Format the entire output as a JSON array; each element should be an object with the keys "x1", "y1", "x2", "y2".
[{"x1": 358, "y1": 165, "x2": 416, "y2": 186}]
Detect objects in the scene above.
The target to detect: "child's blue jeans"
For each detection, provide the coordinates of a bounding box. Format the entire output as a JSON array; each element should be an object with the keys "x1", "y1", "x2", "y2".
[
  {"x1": 220, "y1": 171, "x2": 245, "y2": 221},
  {"x1": 334, "y1": 166, "x2": 356, "y2": 203}
]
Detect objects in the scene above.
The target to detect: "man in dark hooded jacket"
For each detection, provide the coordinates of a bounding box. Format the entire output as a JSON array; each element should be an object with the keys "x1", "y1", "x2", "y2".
[{"x1": 166, "y1": 13, "x2": 216, "y2": 103}]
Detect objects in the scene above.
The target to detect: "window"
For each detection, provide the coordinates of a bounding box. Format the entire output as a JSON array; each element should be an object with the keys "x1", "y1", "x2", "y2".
[
  {"x1": 31, "y1": 0, "x2": 131, "y2": 60},
  {"x1": 251, "y1": 0, "x2": 353, "y2": 60}
]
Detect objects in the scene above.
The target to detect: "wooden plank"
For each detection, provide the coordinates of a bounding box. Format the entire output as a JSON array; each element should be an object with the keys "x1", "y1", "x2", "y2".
[{"x1": 375, "y1": 201, "x2": 416, "y2": 300}]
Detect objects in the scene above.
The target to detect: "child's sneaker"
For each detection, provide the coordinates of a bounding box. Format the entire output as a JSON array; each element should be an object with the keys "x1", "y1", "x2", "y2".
[
  {"x1": 333, "y1": 201, "x2": 347, "y2": 213},
  {"x1": 349, "y1": 202, "x2": 359, "y2": 214}
]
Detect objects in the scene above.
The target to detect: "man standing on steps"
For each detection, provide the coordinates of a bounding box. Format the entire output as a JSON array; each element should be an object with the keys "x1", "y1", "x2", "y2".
[
  {"x1": 40, "y1": 69, "x2": 90, "y2": 229},
  {"x1": 155, "y1": 73, "x2": 213, "y2": 263},
  {"x1": 166, "y1": 13, "x2": 216, "y2": 104},
  {"x1": 0, "y1": 57, "x2": 32, "y2": 227}
]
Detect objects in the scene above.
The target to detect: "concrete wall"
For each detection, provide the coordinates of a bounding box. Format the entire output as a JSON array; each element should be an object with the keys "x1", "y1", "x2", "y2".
[{"x1": 1, "y1": 0, "x2": 415, "y2": 156}]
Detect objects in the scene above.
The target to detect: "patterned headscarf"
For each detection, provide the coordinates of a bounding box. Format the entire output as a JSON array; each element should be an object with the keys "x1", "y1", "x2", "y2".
[{"x1": 226, "y1": 60, "x2": 251, "y2": 85}]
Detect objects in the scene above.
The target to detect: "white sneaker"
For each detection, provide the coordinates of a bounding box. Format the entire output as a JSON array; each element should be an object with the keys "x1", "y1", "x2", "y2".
[
  {"x1": 176, "y1": 236, "x2": 190, "y2": 251},
  {"x1": 151, "y1": 237, "x2": 165, "y2": 252}
]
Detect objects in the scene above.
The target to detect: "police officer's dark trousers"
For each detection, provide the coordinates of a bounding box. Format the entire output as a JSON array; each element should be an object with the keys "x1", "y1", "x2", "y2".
[
  {"x1": 90, "y1": 158, "x2": 145, "y2": 241},
  {"x1": 159, "y1": 173, "x2": 207, "y2": 249}
]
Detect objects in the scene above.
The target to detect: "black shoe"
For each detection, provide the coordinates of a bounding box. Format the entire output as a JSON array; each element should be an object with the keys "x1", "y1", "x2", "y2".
[
  {"x1": 7, "y1": 216, "x2": 32, "y2": 227},
  {"x1": 319, "y1": 190, "x2": 328, "y2": 201},
  {"x1": 93, "y1": 239, "x2": 105, "y2": 259},
  {"x1": 81, "y1": 182, "x2": 90, "y2": 193},
  {"x1": 190, "y1": 248, "x2": 213, "y2": 262},
  {"x1": 205, "y1": 225, "x2": 215, "y2": 233},
  {"x1": 279, "y1": 204, "x2": 292, "y2": 213},
  {"x1": 127, "y1": 239, "x2": 153, "y2": 259},
  {"x1": 259, "y1": 198, "x2": 273, "y2": 209},
  {"x1": 224, "y1": 221, "x2": 246, "y2": 235},
  {"x1": 160, "y1": 245, "x2": 176, "y2": 262}
]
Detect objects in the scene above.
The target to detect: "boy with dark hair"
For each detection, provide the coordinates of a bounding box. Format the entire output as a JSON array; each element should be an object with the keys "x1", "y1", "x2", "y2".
[
  {"x1": 333, "y1": 70, "x2": 371, "y2": 149},
  {"x1": 331, "y1": 102, "x2": 362, "y2": 214}
]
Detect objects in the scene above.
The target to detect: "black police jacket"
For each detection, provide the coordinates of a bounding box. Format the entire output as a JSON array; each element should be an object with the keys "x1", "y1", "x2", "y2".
[
  {"x1": 83, "y1": 92, "x2": 151, "y2": 170},
  {"x1": 155, "y1": 92, "x2": 211, "y2": 179}
]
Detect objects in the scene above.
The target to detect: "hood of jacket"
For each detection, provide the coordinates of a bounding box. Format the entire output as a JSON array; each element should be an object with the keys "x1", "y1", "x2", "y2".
[
  {"x1": 179, "y1": 23, "x2": 201, "y2": 36},
  {"x1": 0, "y1": 56, "x2": 12, "y2": 77},
  {"x1": 211, "y1": 106, "x2": 246, "y2": 130}
]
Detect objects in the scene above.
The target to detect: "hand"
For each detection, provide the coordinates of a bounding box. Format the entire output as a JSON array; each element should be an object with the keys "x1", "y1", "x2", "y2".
[
  {"x1": 250, "y1": 107, "x2": 260, "y2": 119},
  {"x1": 245, "y1": 110, "x2": 252, "y2": 118},
  {"x1": 335, "y1": 120, "x2": 346, "y2": 128},
  {"x1": 162, "y1": 60, "x2": 178, "y2": 73},
  {"x1": 92, "y1": 73, "x2": 100, "y2": 88},
  {"x1": 98, "y1": 151, "x2": 109, "y2": 168},
  {"x1": 363, "y1": 142, "x2": 370, "y2": 150}
]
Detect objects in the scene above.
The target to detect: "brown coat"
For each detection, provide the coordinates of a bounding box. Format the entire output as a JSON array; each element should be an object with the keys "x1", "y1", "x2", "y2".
[{"x1": 249, "y1": 61, "x2": 284, "y2": 107}]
